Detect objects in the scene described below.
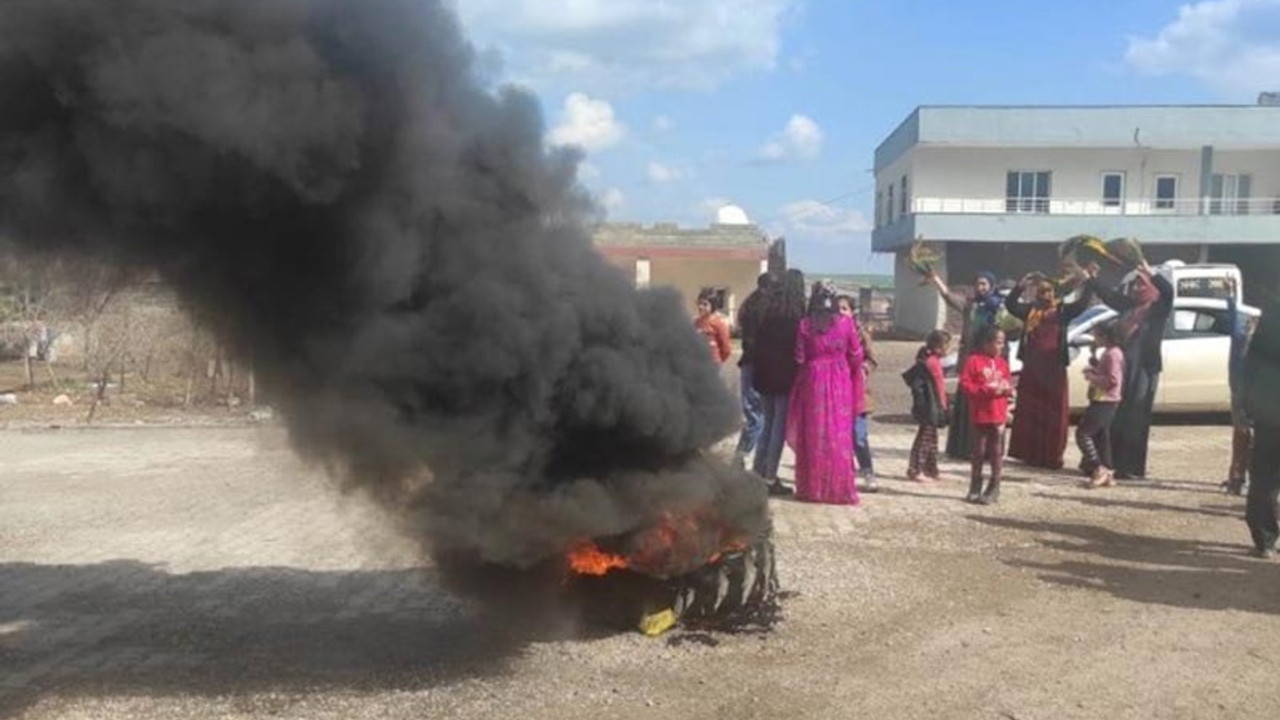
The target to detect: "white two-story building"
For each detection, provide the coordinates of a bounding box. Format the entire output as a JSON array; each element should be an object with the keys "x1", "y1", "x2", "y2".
[{"x1": 872, "y1": 104, "x2": 1280, "y2": 334}]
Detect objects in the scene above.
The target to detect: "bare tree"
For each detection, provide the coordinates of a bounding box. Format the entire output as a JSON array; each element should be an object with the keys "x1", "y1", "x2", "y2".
[{"x1": 0, "y1": 254, "x2": 92, "y2": 391}]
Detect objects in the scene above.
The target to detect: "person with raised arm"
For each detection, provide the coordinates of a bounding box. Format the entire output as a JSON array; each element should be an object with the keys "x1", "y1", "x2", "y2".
[
  {"x1": 1082, "y1": 240, "x2": 1173, "y2": 480},
  {"x1": 926, "y1": 269, "x2": 1007, "y2": 460},
  {"x1": 1003, "y1": 272, "x2": 1094, "y2": 470}
]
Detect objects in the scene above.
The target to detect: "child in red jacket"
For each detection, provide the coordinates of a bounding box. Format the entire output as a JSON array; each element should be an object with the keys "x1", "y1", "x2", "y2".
[{"x1": 959, "y1": 325, "x2": 1014, "y2": 504}]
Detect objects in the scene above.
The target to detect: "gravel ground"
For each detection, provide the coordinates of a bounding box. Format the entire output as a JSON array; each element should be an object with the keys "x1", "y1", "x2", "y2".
[{"x1": 2, "y1": 342, "x2": 1279, "y2": 719}]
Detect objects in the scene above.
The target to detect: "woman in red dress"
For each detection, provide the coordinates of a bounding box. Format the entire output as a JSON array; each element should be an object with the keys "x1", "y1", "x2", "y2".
[{"x1": 1003, "y1": 274, "x2": 1093, "y2": 469}]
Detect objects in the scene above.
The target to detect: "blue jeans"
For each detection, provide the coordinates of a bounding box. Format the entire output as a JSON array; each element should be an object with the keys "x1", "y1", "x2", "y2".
[
  {"x1": 736, "y1": 364, "x2": 764, "y2": 457},
  {"x1": 854, "y1": 413, "x2": 874, "y2": 478},
  {"x1": 753, "y1": 393, "x2": 790, "y2": 480}
]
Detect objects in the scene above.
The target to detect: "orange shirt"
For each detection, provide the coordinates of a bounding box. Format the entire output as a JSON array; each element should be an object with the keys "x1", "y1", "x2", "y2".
[{"x1": 694, "y1": 313, "x2": 732, "y2": 365}]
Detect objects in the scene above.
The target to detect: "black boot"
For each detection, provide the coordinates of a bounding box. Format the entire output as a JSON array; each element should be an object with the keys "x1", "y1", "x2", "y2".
[
  {"x1": 980, "y1": 478, "x2": 1001, "y2": 505},
  {"x1": 965, "y1": 475, "x2": 984, "y2": 504}
]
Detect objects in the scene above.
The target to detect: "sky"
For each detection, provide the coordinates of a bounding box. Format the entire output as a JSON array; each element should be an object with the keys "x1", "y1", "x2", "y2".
[{"x1": 453, "y1": 0, "x2": 1280, "y2": 275}]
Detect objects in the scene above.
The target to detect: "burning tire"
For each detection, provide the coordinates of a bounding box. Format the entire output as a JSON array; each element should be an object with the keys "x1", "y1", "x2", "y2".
[{"x1": 567, "y1": 531, "x2": 780, "y2": 636}]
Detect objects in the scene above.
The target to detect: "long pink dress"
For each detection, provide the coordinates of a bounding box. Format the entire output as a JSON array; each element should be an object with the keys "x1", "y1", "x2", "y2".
[{"x1": 786, "y1": 315, "x2": 864, "y2": 505}]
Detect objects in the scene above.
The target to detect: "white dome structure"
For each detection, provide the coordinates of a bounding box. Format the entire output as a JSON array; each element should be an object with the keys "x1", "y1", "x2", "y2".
[{"x1": 715, "y1": 204, "x2": 752, "y2": 226}]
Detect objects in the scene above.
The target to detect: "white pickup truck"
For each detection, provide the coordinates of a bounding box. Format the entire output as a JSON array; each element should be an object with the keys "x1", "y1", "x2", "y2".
[{"x1": 943, "y1": 262, "x2": 1259, "y2": 414}]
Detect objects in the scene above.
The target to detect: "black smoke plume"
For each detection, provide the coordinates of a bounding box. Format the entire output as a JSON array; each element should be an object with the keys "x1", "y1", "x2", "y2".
[{"x1": 0, "y1": 0, "x2": 768, "y2": 576}]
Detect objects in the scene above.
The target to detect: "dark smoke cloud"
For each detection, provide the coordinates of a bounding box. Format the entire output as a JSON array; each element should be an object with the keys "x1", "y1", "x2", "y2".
[{"x1": 0, "y1": 0, "x2": 767, "y2": 573}]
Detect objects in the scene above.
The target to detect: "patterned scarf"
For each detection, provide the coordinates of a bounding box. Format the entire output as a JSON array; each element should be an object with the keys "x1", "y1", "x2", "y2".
[{"x1": 1024, "y1": 283, "x2": 1060, "y2": 337}]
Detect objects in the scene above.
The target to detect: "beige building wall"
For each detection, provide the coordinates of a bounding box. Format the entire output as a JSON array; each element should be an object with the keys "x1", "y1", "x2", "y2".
[
  {"x1": 648, "y1": 256, "x2": 762, "y2": 324},
  {"x1": 601, "y1": 254, "x2": 764, "y2": 327}
]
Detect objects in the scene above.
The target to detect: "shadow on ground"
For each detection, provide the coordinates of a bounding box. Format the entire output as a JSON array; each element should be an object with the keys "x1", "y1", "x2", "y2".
[
  {"x1": 0, "y1": 561, "x2": 580, "y2": 715},
  {"x1": 1032, "y1": 491, "x2": 1243, "y2": 519},
  {"x1": 967, "y1": 516, "x2": 1280, "y2": 616}
]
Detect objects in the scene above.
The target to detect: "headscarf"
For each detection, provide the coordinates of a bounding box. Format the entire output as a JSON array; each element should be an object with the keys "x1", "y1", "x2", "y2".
[
  {"x1": 972, "y1": 272, "x2": 1004, "y2": 328},
  {"x1": 1024, "y1": 280, "x2": 1061, "y2": 337},
  {"x1": 808, "y1": 281, "x2": 839, "y2": 333},
  {"x1": 1115, "y1": 268, "x2": 1160, "y2": 341}
]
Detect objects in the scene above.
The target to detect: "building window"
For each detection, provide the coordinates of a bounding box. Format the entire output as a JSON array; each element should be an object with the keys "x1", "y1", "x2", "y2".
[
  {"x1": 1155, "y1": 175, "x2": 1178, "y2": 211},
  {"x1": 1006, "y1": 171, "x2": 1051, "y2": 213},
  {"x1": 1210, "y1": 173, "x2": 1252, "y2": 215},
  {"x1": 900, "y1": 175, "x2": 909, "y2": 215},
  {"x1": 887, "y1": 185, "x2": 895, "y2": 224},
  {"x1": 875, "y1": 190, "x2": 883, "y2": 227},
  {"x1": 1102, "y1": 172, "x2": 1125, "y2": 209}
]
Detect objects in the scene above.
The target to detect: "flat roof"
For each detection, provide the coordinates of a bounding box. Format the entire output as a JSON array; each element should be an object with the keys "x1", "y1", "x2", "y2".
[
  {"x1": 592, "y1": 222, "x2": 767, "y2": 249},
  {"x1": 875, "y1": 105, "x2": 1280, "y2": 171}
]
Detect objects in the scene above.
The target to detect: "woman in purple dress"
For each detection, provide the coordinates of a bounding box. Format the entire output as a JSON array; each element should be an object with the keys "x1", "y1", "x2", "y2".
[{"x1": 786, "y1": 283, "x2": 865, "y2": 505}]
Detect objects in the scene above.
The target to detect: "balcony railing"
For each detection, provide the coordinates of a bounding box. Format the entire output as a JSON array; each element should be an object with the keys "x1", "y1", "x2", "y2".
[{"x1": 909, "y1": 197, "x2": 1280, "y2": 217}]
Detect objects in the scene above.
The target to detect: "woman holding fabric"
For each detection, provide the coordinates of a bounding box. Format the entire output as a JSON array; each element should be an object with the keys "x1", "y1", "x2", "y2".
[
  {"x1": 1003, "y1": 272, "x2": 1093, "y2": 469},
  {"x1": 1083, "y1": 240, "x2": 1173, "y2": 480},
  {"x1": 927, "y1": 270, "x2": 1008, "y2": 460}
]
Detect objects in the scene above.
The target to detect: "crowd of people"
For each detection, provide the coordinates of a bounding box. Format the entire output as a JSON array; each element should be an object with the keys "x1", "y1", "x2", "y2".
[{"x1": 692, "y1": 242, "x2": 1280, "y2": 559}]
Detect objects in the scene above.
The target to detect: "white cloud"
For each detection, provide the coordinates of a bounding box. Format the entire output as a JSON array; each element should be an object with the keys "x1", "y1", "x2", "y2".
[
  {"x1": 652, "y1": 115, "x2": 674, "y2": 132},
  {"x1": 457, "y1": 0, "x2": 801, "y2": 90},
  {"x1": 758, "y1": 114, "x2": 824, "y2": 162},
  {"x1": 547, "y1": 93, "x2": 625, "y2": 151},
  {"x1": 577, "y1": 161, "x2": 602, "y2": 180},
  {"x1": 645, "y1": 160, "x2": 692, "y2": 184},
  {"x1": 775, "y1": 200, "x2": 871, "y2": 240},
  {"x1": 1125, "y1": 0, "x2": 1280, "y2": 98},
  {"x1": 601, "y1": 187, "x2": 626, "y2": 212}
]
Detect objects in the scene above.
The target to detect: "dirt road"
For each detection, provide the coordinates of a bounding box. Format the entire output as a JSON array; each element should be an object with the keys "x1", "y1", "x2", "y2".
[{"x1": 3, "y1": 342, "x2": 1278, "y2": 719}]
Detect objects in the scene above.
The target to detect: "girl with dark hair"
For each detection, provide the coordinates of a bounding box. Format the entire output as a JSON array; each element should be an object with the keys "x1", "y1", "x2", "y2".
[
  {"x1": 1078, "y1": 323, "x2": 1124, "y2": 488},
  {"x1": 693, "y1": 290, "x2": 732, "y2": 365},
  {"x1": 1003, "y1": 273, "x2": 1094, "y2": 469},
  {"x1": 904, "y1": 330, "x2": 951, "y2": 482},
  {"x1": 927, "y1": 270, "x2": 1008, "y2": 459},
  {"x1": 959, "y1": 325, "x2": 1013, "y2": 504},
  {"x1": 838, "y1": 294, "x2": 878, "y2": 492},
  {"x1": 751, "y1": 269, "x2": 806, "y2": 496},
  {"x1": 786, "y1": 282, "x2": 865, "y2": 505}
]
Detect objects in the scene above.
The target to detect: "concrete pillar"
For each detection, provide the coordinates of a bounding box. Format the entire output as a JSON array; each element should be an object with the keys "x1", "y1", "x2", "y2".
[
  {"x1": 892, "y1": 246, "x2": 946, "y2": 336},
  {"x1": 1199, "y1": 146, "x2": 1214, "y2": 215},
  {"x1": 635, "y1": 258, "x2": 651, "y2": 289}
]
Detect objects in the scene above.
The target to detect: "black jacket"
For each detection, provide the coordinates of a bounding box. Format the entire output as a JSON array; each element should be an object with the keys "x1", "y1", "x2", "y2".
[
  {"x1": 902, "y1": 358, "x2": 948, "y2": 428},
  {"x1": 736, "y1": 290, "x2": 766, "y2": 368},
  {"x1": 752, "y1": 315, "x2": 800, "y2": 396},
  {"x1": 1246, "y1": 296, "x2": 1280, "y2": 427}
]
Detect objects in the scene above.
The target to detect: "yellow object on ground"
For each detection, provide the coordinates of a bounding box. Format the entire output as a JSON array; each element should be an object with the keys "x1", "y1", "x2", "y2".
[{"x1": 638, "y1": 608, "x2": 678, "y2": 636}]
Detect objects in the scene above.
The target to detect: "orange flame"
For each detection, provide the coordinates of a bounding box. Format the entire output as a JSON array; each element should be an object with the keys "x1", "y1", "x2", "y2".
[
  {"x1": 566, "y1": 512, "x2": 750, "y2": 578},
  {"x1": 567, "y1": 542, "x2": 629, "y2": 576}
]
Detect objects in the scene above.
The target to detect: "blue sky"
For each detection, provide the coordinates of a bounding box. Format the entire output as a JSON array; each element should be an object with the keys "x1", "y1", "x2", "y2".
[{"x1": 455, "y1": 0, "x2": 1280, "y2": 274}]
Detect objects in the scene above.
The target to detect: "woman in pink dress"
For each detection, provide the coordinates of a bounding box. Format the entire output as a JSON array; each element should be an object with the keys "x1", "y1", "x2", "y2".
[{"x1": 786, "y1": 283, "x2": 865, "y2": 505}]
